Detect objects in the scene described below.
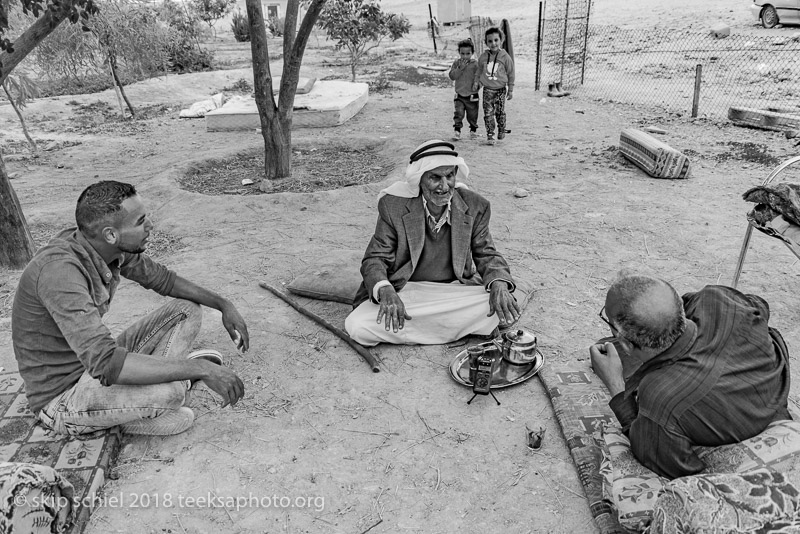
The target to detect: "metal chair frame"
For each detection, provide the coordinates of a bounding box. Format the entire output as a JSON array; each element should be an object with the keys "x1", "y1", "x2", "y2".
[{"x1": 731, "y1": 155, "x2": 800, "y2": 288}]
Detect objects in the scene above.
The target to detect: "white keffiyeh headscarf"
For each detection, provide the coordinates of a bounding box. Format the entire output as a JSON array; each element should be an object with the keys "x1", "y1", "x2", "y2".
[{"x1": 378, "y1": 140, "x2": 470, "y2": 199}]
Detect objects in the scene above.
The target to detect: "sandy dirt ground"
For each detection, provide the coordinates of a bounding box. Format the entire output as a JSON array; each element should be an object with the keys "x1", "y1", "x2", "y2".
[{"x1": 1, "y1": 1, "x2": 800, "y2": 533}]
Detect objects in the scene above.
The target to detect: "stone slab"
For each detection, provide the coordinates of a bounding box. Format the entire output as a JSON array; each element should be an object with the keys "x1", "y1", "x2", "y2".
[{"x1": 206, "y1": 81, "x2": 369, "y2": 132}]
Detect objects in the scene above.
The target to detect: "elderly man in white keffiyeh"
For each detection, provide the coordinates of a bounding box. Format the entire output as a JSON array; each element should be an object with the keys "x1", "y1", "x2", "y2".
[{"x1": 346, "y1": 140, "x2": 520, "y2": 346}]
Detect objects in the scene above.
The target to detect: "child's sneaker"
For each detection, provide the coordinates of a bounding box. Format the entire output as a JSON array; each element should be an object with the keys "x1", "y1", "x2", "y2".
[
  {"x1": 470, "y1": 131, "x2": 478, "y2": 140},
  {"x1": 486, "y1": 136, "x2": 496, "y2": 146},
  {"x1": 497, "y1": 131, "x2": 506, "y2": 140},
  {"x1": 452, "y1": 130, "x2": 461, "y2": 141}
]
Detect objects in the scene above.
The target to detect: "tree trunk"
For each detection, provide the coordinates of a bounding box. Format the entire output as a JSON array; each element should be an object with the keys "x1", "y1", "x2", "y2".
[
  {"x1": 245, "y1": 0, "x2": 327, "y2": 185},
  {"x1": 108, "y1": 54, "x2": 135, "y2": 118},
  {"x1": 246, "y1": 0, "x2": 290, "y2": 182},
  {"x1": 0, "y1": 7, "x2": 71, "y2": 268},
  {"x1": 0, "y1": 153, "x2": 34, "y2": 269}
]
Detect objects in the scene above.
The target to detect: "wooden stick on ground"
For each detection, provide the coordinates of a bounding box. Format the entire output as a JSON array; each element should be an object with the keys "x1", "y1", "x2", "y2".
[{"x1": 258, "y1": 282, "x2": 380, "y2": 372}]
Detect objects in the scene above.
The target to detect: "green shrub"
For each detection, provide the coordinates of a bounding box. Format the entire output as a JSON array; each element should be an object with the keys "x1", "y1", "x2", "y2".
[
  {"x1": 189, "y1": 0, "x2": 237, "y2": 34},
  {"x1": 231, "y1": 9, "x2": 250, "y2": 42},
  {"x1": 221, "y1": 78, "x2": 252, "y2": 93},
  {"x1": 157, "y1": 0, "x2": 215, "y2": 72},
  {"x1": 267, "y1": 16, "x2": 284, "y2": 37}
]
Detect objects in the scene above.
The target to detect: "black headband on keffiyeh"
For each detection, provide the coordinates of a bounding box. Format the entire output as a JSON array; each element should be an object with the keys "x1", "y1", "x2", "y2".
[{"x1": 409, "y1": 141, "x2": 459, "y2": 163}]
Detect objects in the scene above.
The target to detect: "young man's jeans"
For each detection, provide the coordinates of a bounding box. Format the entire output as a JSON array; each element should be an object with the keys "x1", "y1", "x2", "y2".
[{"x1": 38, "y1": 299, "x2": 202, "y2": 436}]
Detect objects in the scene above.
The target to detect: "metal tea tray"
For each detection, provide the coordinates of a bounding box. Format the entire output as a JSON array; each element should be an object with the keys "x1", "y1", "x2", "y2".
[{"x1": 448, "y1": 342, "x2": 545, "y2": 389}]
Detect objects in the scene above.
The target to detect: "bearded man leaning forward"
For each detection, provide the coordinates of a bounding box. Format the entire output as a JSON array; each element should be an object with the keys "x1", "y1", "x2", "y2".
[
  {"x1": 345, "y1": 139, "x2": 521, "y2": 346},
  {"x1": 591, "y1": 274, "x2": 791, "y2": 479}
]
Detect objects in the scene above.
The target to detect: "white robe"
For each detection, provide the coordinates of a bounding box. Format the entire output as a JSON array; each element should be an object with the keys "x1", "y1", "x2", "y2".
[{"x1": 345, "y1": 281, "x2": 498, "y2": 346}]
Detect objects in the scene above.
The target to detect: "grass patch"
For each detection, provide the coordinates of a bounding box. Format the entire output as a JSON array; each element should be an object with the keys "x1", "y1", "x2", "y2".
[
  {"x1": 61, "y1": 100, "x2": 175, "y2": 135},
  {"x1": 179, "y1": 142, "x2": 394, "y2": 195},
  {"x1": 715, "y1": 141, "x2": 781, "y2": 167},
  {"x1": 380, "y1": 65, "x2": 452, "y2": 89}
]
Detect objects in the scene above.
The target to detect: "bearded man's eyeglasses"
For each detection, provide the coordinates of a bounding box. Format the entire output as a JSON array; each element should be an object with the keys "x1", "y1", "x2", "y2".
[{"x1": 598, "y1": 306, "x2": 618, "y2": 334}]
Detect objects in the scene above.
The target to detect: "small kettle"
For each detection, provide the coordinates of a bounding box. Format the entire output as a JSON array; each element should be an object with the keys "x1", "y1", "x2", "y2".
[{"x1": 494, "y1": 329, "x2": 538, "y2": 365}]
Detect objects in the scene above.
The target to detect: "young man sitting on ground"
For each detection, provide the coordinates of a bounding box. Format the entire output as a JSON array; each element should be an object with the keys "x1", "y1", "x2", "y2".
[{"x1": 12, "y1": 181, "x2": 249, "y2": 436}]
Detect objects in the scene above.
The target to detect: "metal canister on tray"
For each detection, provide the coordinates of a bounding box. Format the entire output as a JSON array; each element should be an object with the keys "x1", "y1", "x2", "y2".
[{"x1": 467, "y1": 345, "x2": 485, "y2": 384}]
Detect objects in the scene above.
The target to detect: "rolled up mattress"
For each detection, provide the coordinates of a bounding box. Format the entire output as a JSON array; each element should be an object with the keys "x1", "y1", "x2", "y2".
[{"x1": 619, "y1": 128, "x2": 691, "y2": 179}]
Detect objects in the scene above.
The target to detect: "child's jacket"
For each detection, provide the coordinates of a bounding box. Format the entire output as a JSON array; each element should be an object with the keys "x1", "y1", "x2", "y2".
[
  {"x1": 475, "y1": 49, "x2": 515, "y2": 91},
  {"x1": 448, "y1": 58, "x2": 479, "y2": 97}
]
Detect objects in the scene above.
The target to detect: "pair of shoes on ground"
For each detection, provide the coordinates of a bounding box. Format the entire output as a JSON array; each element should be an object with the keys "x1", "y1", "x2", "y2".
[
  {"x1": 453, "y1": 130, "x2": 480, "y2": 141},
  {"x1": 546, "y1": 82, "x2": 571, "y2": 98},
  {"x1": 487, "y1": 129, "x2": 510, "y2": 145}
]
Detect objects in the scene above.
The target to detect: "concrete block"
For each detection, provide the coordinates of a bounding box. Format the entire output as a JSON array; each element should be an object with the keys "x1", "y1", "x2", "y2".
[{"x1": 710, "y1": 22, "x2": 730, "y2": 38}]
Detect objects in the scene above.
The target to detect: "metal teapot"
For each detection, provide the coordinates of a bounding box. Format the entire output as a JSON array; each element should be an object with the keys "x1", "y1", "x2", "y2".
[{"x1": 493, "y1": 329, "x2": 538, "y2": 365}]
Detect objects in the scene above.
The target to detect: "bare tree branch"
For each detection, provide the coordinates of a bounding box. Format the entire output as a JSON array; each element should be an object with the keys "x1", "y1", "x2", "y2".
[
  {"x1": 282, "y1": 0, "x2": 298, "y2": 65},
  {"x1": 278, "y1": 0, "x2": 325, "y2": 115},
  {"x1": 246, "y1": 0, "x2": 276, "y2": 120},
  {"x1": 0, "y1": 10, "x2": 69, "y2": 85}
]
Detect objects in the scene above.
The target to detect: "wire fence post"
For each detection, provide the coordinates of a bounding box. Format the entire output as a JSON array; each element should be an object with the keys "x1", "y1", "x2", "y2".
[
  {"x1": 692, "y1": 64, "x2": 702, "y2": 117},
  {"x1": 428, "y1": 4, "x2": 438, "y2": 55},
  {"x1": 536, "y1": 1, "x2": 543, "y2": 91},
  {"x1": 581, "y1": 0, "x2": 592, "y2": 85},
  {"x1": 560, "y1": 0, "x2": 570, "y2": 83}
]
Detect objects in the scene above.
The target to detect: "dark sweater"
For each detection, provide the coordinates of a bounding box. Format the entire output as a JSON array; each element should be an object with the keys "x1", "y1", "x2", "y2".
[{"x1": 409, "y1": 223, "x2": 457, "y2": 283}]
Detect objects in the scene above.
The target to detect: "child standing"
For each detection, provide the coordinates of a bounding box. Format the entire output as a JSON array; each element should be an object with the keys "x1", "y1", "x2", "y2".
[
  {"x1": 473, "y1": 27, "x2": 515, "y2": 145},
  {"x1": 448, "y1": 39, "x2": 480, "y2": 141}
]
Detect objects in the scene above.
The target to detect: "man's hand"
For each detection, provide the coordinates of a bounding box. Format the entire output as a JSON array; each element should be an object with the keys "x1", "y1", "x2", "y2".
[
  {"x1": 488, "y1": 281, "x2": 520, "y2": 327},
  {"x1": 377, "y1": 285, "x2": 411, "y2": 333},
  {"x1": 589, "y1": 342, "x2": 626, "y2": 396},
  {"x1": 168, "y1": 276, "x2": 250, "y2": 352},
  {"x1": 221, "y1": 301, "x2": 249, "y2": 352},
  {"x1": 471, "y1": 82, "x2": 479, "y2": 92},
  {"x1": 198, "y1": 361, "x2": 245, "y2": 408},
  {"x1": 506, "y1": 90, "x2": 513, "y2": 101}
]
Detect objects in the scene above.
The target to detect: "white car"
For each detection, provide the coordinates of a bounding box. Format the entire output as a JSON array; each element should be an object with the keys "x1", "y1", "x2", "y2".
[{"x1": 751, "y1": 1, "x2": 800, "y2": 28}]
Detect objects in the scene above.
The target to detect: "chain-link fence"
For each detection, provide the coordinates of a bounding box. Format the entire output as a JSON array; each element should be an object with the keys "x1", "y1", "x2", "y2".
[
  {"x1": 580, "y1": 27, "x2": 800, "y2": 118},
  {"x1": 536, "y1": 0, "x2": 592, "y2": 92},
  {"x1": 533, "y1": 0, "x2": 800, "y2": 119}
]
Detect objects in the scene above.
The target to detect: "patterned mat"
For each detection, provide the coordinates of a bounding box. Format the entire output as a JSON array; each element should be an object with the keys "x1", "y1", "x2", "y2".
[
  {"x1": 0, "y1": 372, "x2": 120, "y2": 533},
  {"x1": 538, "y1": 364, "x2": 623, "y2": 534}
]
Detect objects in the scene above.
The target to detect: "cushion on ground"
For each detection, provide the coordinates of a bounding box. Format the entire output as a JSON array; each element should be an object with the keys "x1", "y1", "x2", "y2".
[
  {"x1": 603, "y1": 419, "x2": 800, "y2": 532},
  {"x1": 0, "y1": 462, "x2": 75, "y2": 533},
  {"x1": 601, "y1": 426, "x2": 668, "y2": 532},
  {"x1": 286, "y1": 249, "x2": 365, "y2": 304},
  {"x1": 650, "y1": 469, "x2": 800, "y2": 534},
  {"x1": 0, "y1": 372, "x2": 120, "y2": 534},
  {"x1": 539, "y1": 364, "x2": 623, "y2": 534},
  {"x1": 619, "y1": 128, "x2": 691, "y2": 179}
]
